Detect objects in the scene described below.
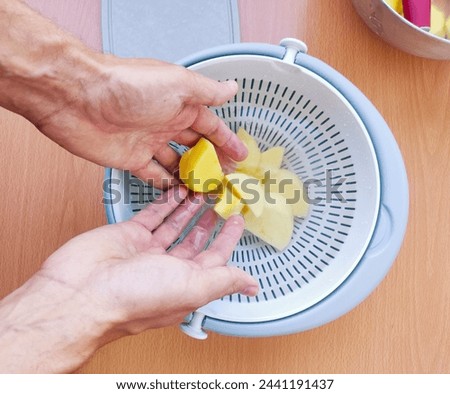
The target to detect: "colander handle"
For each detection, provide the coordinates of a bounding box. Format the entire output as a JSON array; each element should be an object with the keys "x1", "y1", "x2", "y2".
[
  {"x1": 366, "y1": 204, "x2": 395, "y2": 256},
  {"x1": 280, "y1": 38, "x2": 308, "y2": 64},
  {"x1": 180, "y1": 312, "x2": 208, "y2": 340}
]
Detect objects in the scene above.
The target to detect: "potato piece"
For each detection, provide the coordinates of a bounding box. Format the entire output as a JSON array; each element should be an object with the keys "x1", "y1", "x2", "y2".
[
  {"x1": 224, "y1": 173, "x2": 265, "y2": 217},
  {"x1": 243, "y1": 191, "x2": 294, "y2": 251},
  {"x1": 235, "y1": 128, "x2": 261, "y2": 173},
  {"x1": 259, "y1": 146, "x2": 285, "y2": 171},
  {"x1": 179, "y1": 138, "x2": 223, "y2": 192},
  {"x1": 263, "y1": 169, "x2": 309, "y2": 217},
  {"x1": 214, "y1": 186, "x2": 244, "y2": 220}
]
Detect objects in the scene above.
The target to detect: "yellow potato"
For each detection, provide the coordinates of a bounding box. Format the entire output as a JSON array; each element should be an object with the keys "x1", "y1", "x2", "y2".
[
  {"x1": 224, "y1": 173, "x2": 265, "y2": 217},
  {"x1": 243, "y1": 191, "x2": 294, "y2": 251},
  {"x1": 263, "y1": 169, "x2": 309, "y2": 217},
  {"x1": 235, "y1": 127, "x2": 261, "y2": 173},
  {"x1": 179, "y1": 138, "x2": 223, "y2": 192},
  {"x1": 213, "y1": 186, "x2": 244, "y2": 220},
  {"x1": 180, "y1": 127, "x2": 309, "y2": 251},
  {"x1": 259, "y1": 146, "x2": 285, "y2": 171}
]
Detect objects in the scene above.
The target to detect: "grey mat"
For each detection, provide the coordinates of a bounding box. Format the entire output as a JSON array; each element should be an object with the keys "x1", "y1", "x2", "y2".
[{"x1": 102, "y1": 0, "x2": 240, "y2": 61}]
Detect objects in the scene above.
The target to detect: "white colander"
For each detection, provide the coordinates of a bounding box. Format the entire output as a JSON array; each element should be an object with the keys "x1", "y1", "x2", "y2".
[{"x1": 103, "y1": 38, "x2": 408, "y2": 339}]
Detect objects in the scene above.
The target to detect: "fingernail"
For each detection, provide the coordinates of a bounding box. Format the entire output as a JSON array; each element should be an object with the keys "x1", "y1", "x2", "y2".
[
  {"x1": 232, "y1": 140, "x2": 248, "y2": 162},
  {"x1": 230, "y1": 214, "x2": 244, "y2": 225},
  {"x1": 223, "y1": 80, "x2": 238, "y2": 90},
  {"x1": 239, "y1": 143, "x2": 249, "y2": 159},
  {"x1": 242, "y1": 286, "x2": 259, "y2": 297}
]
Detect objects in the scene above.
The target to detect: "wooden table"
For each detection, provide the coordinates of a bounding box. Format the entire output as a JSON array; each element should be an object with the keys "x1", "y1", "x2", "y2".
[{"x1": 1, "y1": 0, "x2": 449, "y2": 373}]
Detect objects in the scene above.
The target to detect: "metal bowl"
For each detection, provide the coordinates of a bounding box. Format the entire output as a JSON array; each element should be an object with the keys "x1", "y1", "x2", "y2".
[{"x1": 352, "y1": 0, "x2": 450, "y2": 60}]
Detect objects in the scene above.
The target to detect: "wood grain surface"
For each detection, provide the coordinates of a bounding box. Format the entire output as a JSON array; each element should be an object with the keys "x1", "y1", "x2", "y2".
[{"x1": 0, "y1": 0, "x2": 449, "y2": 373}]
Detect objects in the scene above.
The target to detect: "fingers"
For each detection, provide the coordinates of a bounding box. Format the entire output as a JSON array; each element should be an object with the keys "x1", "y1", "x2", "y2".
[
  {"x1": 154, "y1": 145, "x2": 181, "y2": 174},
  {"x1": 176, "y1": 129, "x2": 201, "y2": 148},
  {"x1": 169, "y1": 209, "x2": 217, "y2": 259},
  {"x1": 186, "y1": 75, "x2": 238, "y2": 107},
  {"x1": 132, "y1": 160, "x2": 176, "y2": 189},
  {"x1": 131, "y1": 186, "x2": 188, "y2": 232},
  {"x1": 182, "y1": 72, "x2": 247, "y2": 162},
  {"x1": 190, "y1": 106, "x2": 248, "y2": 162},
  {"x1": 161, "y1": 128, "x2": 239, "y2": 179},
  {"x1": 215, "y1": 146, "x2": 238, "y2": 174},
  {"x1": 195, "y1": 215, "x2": 245, "y2": 268},
  {"x1": 150, "y1": 193, "x2": 206, "y2": 249},
  {"x1": 192, "y1": 266, "x2": 259, "y2": 303},
  {"x1": 154, "y1": 134, "x2": 200, "y2": 174}
]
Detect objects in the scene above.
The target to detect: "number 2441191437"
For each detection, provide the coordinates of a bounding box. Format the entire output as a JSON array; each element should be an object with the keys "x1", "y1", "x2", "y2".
[{"x1": 258, "y1": 379, "x2": 334, "y2": 390}]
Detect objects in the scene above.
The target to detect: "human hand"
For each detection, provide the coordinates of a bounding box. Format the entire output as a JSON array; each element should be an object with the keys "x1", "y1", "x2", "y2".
[
  {"x1": 0, "y1": 0, "x2": 246, "y2": 188},
  {"x1": 43, "y1": 185, "x2": 257, "y2": 330},
  {"x1": 35, "y1": 56, "x2": 245, "y2": 188},
  {"x1": 0, "y1": 186, "x2": 257, "y2": 373}
]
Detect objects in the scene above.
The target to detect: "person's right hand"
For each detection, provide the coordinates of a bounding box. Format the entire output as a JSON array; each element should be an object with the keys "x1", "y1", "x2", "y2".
[
  {"x1": 0, "y1": 0, "x2": 247, "y2": 189},
  {"x1": 33, "y1": 56, "x2": 245, "y2": 188},
  {"x1": 0, "y1": 186, "x2": 258, "y2": 373}
]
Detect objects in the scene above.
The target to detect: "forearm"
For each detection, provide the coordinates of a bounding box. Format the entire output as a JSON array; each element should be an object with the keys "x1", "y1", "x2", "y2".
[
  {"x1": 0, "y1": 272, "x2": 113, "y2": 373},
  {"x1": 0, "y1": 0, "x2": 104, "y2": 127}
]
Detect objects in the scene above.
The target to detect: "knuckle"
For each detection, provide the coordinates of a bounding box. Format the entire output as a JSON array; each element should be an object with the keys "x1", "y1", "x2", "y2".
[{"x1": 164, "y1": 216, "x2": 182, "y2": 232}]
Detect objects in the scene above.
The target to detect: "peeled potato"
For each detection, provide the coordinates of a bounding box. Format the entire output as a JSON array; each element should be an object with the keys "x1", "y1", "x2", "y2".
[
  {"x1": 259, "y1": 146, "x2": 285, "y2": 171},
  {"x1": 236, "y1": 128, "x2": 261, "y2": 173},
  {"x1": 179, "y1": 138, "x2": 223, "y2": 192},
  {"x1": 263, "y1": 169, "x2": 309, "y2": 217},
  {"x1": 237, "y1": 145, "x2": 285, "y2": 179},
  {"x1": 179, "y1": 128, "x2": 309, "y2": 251},
  {"x1": 233, "y1": 127, "x2": 309, "y2": 250},
  {"x1": 243, "y1": 191, "x2": 294, "y2": 251},
  {"x1": 214, "y1": 186, "x2": 244, "y2": 220},
  {"x1": 224, "y1": 173, "x2": 265, "y2": 217}
]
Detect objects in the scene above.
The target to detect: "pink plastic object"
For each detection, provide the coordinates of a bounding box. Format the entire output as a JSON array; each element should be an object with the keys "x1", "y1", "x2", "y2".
[{"x1": 402, "y1": 0, "x2": 431, "y2": 30}]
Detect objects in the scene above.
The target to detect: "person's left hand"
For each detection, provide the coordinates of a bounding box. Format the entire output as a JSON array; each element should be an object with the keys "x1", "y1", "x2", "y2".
[
  {"x1": 42, "y1": 185, "x2": 257, "y2": 330},
  {"x1": 0, "y1": 185, "x2": 258, "y2": 373}
]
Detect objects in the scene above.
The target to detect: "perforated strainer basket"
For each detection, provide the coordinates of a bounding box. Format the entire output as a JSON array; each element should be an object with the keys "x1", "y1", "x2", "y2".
[{"x1": 103, "y1": 38, "x2": 408, "y2": 339}]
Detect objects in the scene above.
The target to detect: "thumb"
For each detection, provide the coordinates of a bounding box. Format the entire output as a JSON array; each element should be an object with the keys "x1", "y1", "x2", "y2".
[
  {"x1": 132, "y1": 160, "x2": 176, "y2": 190},
  {"x1": 193, "y1": 266, "x2": 259, "y2": 306},
  {"x1": 186, "y1": 71, "x2": 239, "y2": 107}
]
